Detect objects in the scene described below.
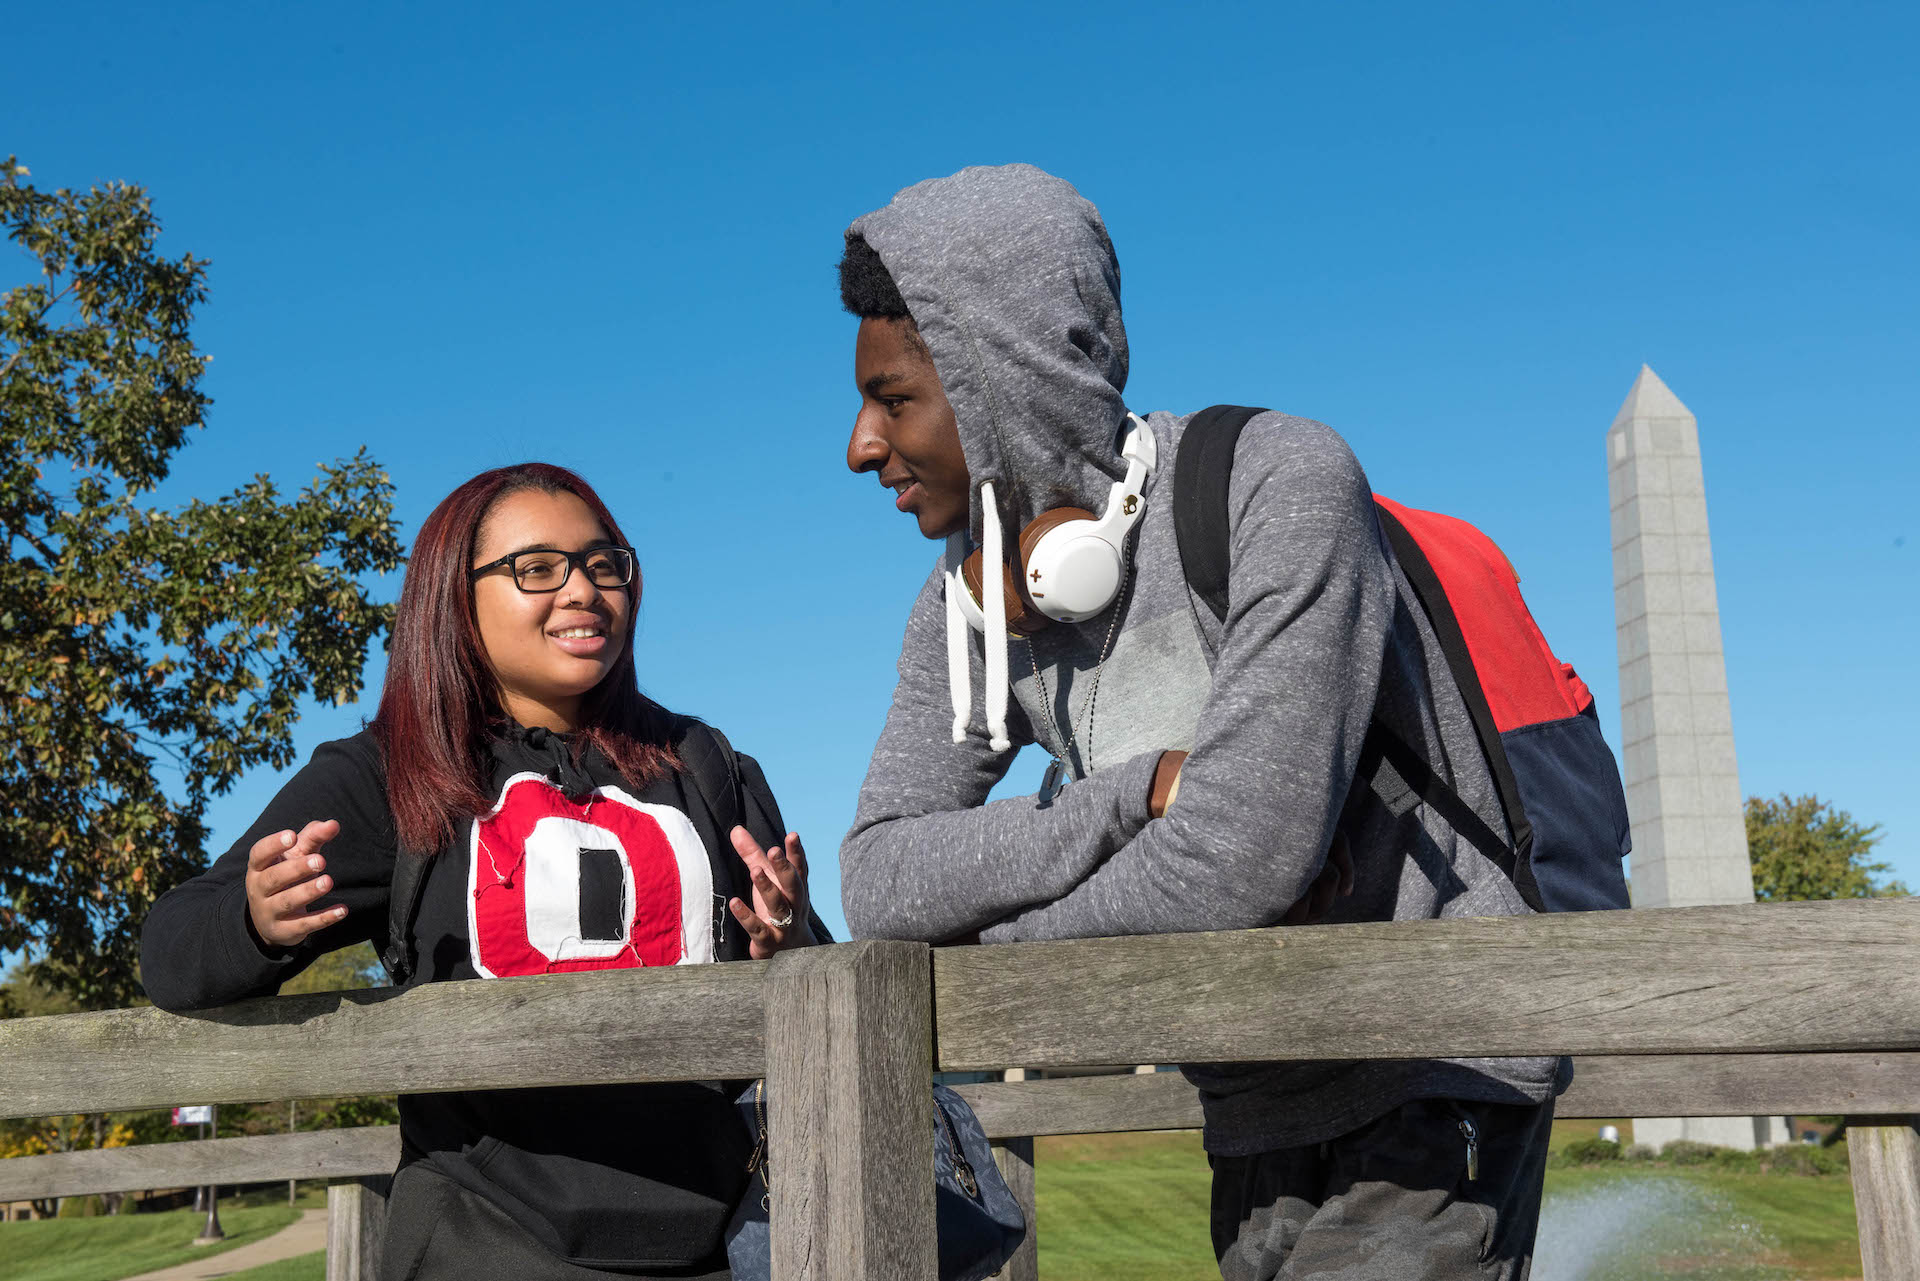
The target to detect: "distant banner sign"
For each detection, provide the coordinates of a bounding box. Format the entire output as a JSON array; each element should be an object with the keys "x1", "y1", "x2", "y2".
[{"x1": 172, "y1": 1105, "x2": 214, "y2": 1126}]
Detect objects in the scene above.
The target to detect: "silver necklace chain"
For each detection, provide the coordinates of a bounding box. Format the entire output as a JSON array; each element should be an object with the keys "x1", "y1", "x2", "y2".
[{"x1": 1027, "y1": 552, "x2": 1131, "y2": 777}]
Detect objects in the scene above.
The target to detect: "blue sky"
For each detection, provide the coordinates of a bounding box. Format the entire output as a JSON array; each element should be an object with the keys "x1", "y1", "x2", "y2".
[{"x1": 6, "y1": 1, "x2": 1916, "y2": 943}]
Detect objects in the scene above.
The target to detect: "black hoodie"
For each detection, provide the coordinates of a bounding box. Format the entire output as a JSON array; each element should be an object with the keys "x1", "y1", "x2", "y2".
[{"x1": 141, "y1": 715, "x2": 779, "y2": 1272}]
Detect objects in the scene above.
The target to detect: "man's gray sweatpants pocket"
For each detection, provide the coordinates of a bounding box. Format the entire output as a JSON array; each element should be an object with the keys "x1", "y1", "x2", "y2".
[{"x1": 1211, "y1": 1096, "x2": 1554, "y2": 1281}]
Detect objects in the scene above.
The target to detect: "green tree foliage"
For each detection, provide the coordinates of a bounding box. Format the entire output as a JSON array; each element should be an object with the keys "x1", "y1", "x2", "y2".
[
  {"x1": 1746, "y1": 793, "x2": 1906, "y2": 902},
  {"x1": 279, "y1": 939, "x2": 383, "y2": 996},
  {"x1": 0, "y1": 157, "x2": 402, "y2": 1009}
]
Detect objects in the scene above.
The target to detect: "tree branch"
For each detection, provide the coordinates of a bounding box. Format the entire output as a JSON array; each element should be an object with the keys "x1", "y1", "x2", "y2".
[{"x1": 0, "y1": 274, "x2": 77, "y2": 383}]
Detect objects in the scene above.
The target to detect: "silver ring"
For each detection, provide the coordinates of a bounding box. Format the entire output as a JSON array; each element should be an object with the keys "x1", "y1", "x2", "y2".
[{"x1": 767, "y1": 909, "x2": 796, "y2": 930}]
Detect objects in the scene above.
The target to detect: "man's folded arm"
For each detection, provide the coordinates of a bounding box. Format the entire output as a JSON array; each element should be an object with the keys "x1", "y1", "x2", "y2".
[
  {"x1": 981, "y1": 418, "x2": 1394, "y2": 943},
  {"x1": 840, "y1": 566, "x2": 1160, "y2": 943}
]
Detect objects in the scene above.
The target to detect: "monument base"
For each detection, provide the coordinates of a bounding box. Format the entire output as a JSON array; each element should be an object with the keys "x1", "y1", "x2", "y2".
[{"x1": 1633, "y1": 1115, "x2": 1792, "y2": 1152}]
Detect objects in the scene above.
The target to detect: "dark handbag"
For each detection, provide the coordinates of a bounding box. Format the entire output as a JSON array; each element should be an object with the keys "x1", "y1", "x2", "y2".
[{"x1": 723, "y1": 1080, "x2": 1027, "y2": 1281}]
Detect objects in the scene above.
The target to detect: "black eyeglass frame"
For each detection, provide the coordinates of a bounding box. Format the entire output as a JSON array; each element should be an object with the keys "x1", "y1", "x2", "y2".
[{"x1": 469, "y1": 545, "x2": 638, "y2": 595}]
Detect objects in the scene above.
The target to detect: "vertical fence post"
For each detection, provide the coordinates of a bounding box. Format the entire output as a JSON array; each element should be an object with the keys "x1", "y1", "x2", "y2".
[
  {"x1": 326, "y1": 1174, "x2": 390, "y2": 1281},
  {"x1": 1848, "y1": 1117, "x2": 1920, "y2": 1281},
  {"x1": 989, "y1": 1137, "x2": 1038, "y2": 1281},
  {"x1": 765, "y1": 940, "x2": 936, "y2": 1280}
]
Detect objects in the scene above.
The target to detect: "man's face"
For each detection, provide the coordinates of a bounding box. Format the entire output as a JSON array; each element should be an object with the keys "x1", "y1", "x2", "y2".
[{"x1": 848, "y1": 317, "x2": 971, "y2": 540}]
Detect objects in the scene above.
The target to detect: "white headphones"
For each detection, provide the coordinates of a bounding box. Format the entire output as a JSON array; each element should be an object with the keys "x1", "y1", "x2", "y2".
[{"x1": 955, "y1": 414, "x2": 1157, "y2": 634}]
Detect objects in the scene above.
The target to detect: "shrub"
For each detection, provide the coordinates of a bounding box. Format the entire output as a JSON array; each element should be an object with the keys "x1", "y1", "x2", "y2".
[
  {"x1": 1801, "y1": 1141, "x2": 1849, "y2": 1175},
  {"x1": 1557, "y1": 1137, "x2": 1621, "y2": 1165},
  {"x1": 1623, "y1": 1143, "x2": 1658, "y2": 1162},
  {"x1": 1660, "y1": 1140, "x2": 1719, "y2": 1165},
  {"x1": 1761, "y1": 1143, "x2": 1832, "y2": 1176}
]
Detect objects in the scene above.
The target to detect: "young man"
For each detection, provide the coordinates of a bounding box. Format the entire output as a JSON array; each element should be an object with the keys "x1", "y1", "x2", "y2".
[{"x1": 837, "y1": 164, "x2": 1561, "y2": 1280}]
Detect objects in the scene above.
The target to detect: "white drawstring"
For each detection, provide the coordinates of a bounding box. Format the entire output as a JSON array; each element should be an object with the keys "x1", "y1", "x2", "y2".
[
  {"x1": 943, "y1": 534, "x2": 971, "y2": 745},
  {"x1": 979, "y1": 481, "x2": 1012, "y2": 752}
]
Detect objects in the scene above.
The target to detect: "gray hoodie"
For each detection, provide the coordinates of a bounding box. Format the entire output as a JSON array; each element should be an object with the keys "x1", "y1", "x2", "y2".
[{"x1": 841, "y1": 165, "x2": 1560, "y2": 1154}]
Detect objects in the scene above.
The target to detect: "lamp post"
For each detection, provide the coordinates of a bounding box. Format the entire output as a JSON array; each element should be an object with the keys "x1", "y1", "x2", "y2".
[{"x1": 192, "y1": 1106, "x2": 224, "y2": 1245}]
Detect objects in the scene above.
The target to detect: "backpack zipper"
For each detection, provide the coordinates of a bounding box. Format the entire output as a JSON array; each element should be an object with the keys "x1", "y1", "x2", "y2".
[{"x1": 939, "y1": 1102, "x2": 980, "y2": 1199}]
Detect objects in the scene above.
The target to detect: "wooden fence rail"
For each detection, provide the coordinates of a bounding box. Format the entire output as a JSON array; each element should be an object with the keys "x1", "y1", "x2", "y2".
[
  {"x1": 0, "y1": 961, "x2": 768, "y2": 1118},
  {"x1": 3, "y1": 901, "x2": 1918, "y2": 1280},
  {"x1": 0, "y1": 1128, "x2": 398, "y2": 1203},
  {"x1": 931, "y1": 898, "x2": 1920, "y2": 1070},
  {"x1": 952, "y1": 1051, "x2": 1920, "y2": 1139}
]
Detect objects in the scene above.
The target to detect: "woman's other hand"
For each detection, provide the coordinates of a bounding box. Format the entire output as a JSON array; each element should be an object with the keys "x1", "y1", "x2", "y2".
[
  {"x1": 728, "y1": 827, "x2": 816, "y2": 959},
  {"x1": 246, "y1": 819, "x2": 347, "y2": 949}
]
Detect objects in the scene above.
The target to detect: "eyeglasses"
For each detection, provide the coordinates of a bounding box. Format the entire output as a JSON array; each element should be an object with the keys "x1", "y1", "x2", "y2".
[{"x1": 470, "y1": 545, "x2": 637, "y2": 594}]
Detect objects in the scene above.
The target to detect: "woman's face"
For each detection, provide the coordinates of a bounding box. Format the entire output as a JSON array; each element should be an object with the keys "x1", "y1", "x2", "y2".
[{"x1": 470, "y1": 488, "x2": 632, "y2": 732}]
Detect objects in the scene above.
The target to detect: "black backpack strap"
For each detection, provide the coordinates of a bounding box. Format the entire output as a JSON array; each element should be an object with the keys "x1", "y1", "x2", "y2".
[
  {"x1": 679, "y1": 720, "x2": 745, "y2": 834},
  {"x1": 1359, "y1": 721, "x2": 1526, "y2": 891},
  {"x1": 1372, "y1": 504, "x2": 1541, "y2": 909},
  {"x1": 380, "y1": 850, "x2": 430, "y2": 987},
  {"x1": 1173, "y1": 405, "x2": 1268, "y2": 623}
]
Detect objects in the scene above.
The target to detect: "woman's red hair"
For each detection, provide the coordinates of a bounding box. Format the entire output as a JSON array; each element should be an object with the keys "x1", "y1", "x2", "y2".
[{"x1": 371, "y1": 463, "x2": 677, "y2": 852}]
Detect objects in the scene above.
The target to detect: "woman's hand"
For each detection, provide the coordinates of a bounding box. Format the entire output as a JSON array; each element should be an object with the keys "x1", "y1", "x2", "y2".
[
  {"x1": 246, "y1": 819, "x2": 346, "y2": 950},
  {"x1": 728, "y1": 827, "x2": 816, "y2": 959}
]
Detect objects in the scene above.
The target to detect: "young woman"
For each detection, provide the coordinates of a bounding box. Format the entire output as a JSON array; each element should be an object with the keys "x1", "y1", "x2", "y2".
[{"x1": 141, "y1": 462, "x2": 813, "y2": 1280}]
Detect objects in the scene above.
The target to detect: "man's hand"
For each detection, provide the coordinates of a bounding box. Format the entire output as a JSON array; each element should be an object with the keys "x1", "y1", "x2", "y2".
[
  {"x1": 1149, "y1": 750, "x2": 1188, "y2": 818},
  {"x1": 246, "y1": 820, "x2": 346, "y2": 949},
  {"x1": 729, "y1": 827, "x2": 817, "y2": 959},
  {"x1": 1280, "y1": 831, "x2": 1356, "y2": 926}
]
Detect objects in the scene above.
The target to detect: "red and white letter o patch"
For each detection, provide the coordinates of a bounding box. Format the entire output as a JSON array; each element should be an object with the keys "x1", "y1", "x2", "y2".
[{"x1": 466, "y1": 774, "x2": 715, "y2": 978}]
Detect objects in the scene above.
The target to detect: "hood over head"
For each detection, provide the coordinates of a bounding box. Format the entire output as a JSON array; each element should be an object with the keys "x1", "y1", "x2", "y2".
[
  {"x1": 850, "y1": 165, "x2": 1135, "y2": 754},
  {"x1": 848, "y1": 164, "x2": 1131, "y2": 542}
]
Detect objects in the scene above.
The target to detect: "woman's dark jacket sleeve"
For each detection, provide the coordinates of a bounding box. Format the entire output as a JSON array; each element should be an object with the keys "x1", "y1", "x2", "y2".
[{"x1": 140, "y1": 733, "x2": 399, "y2": 1011}]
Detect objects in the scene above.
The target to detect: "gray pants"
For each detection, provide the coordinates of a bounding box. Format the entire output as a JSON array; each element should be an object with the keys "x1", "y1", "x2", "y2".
[{"x1": 1210, "y1": 1097, "x2": 1553, "y2": 1281}]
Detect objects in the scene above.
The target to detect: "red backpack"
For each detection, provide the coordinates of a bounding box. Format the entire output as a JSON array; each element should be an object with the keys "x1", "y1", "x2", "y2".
[{"x1": 1172, "y1": 405, "x2": 1632, "y2": 912}]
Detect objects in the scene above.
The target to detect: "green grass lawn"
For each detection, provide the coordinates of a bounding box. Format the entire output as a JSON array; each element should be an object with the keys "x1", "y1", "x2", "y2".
[
  {"x1": 214, "y1": 1252, "x2": 327, "y2": 1281},
  {"x1": 1034, "y1": 1127, "x2": 1863, "y2": 1281},
  {"x1": 1036, "y1": 1131, "x2": 1219, "y2": 1281},
  {"x1": 0, "y1": 1194, "x2": 301, "y2": 1281}
]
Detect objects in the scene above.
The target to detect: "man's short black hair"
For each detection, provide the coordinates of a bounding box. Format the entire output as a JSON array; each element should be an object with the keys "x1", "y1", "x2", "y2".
[
  {"x1": 839, "y1": 236, "x2": 910, "y2": 319},
  {"x1": 839, "y1": 236, "x2": 929, "y2": 359}
]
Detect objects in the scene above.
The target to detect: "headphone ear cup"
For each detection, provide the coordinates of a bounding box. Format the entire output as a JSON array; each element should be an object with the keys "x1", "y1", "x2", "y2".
[
  {"x1": 961, "y1": 547, "x2": 1051, "y2": 636},
  {"x1": 1019, "y1": 507, "x2": 1109, "y2": 621},
  {"x1": 1018, "y1": 508, "x2": 1097, "y2": 569}
]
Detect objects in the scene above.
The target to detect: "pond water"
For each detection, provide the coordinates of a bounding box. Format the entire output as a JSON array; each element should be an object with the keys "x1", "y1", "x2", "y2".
[{"x1": 1533, "y1": 1176, "x2": 1783, "y2": 1281}]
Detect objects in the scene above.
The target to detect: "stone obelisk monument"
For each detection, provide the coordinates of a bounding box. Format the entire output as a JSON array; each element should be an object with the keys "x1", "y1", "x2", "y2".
[{"x1": 1608, "y1": 365, "x2": 1787, "y2": 1150}]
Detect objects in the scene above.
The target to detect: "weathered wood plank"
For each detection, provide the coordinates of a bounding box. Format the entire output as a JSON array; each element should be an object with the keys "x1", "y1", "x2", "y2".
[
  {"x1": 766, "y1": 941, "x2": 936, "y2": 1281},
  {"x1": 988, "y1": 1138, "x2": 1037, "y2": 1281},
  {"x1": 0, "y1": 1127, "x2": 400, "y2": 1201},
  {"x1": 1560, "y1": 1054, "x2": 1920, "y2": 1119},
  {"x1": 327, "y1": 1175, "x2": 390, "y2": 1281},
  {"x1": 955, "y1": 1073, "x2": 1203, "y2": 1139},
  {"x1": 932, "y1": 900, "x2": 1920, "y2": 1070},
  {"x1": 1849, "y1": 1118, "x2": 1920, "y2": 1281},
  {"x1": 952, "y1": 1053, "x2": 1920, "y2": 1140},
  {"x1": 0, "y1": 962, "x2": 766, "y2": 1120}
]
